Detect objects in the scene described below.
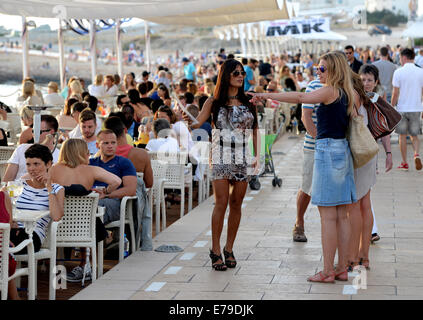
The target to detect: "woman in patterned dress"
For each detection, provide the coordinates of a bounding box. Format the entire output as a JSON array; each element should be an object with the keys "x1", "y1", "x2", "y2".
[{"x1": 186, "y1": 59, "x2": 260, "y2": 271}]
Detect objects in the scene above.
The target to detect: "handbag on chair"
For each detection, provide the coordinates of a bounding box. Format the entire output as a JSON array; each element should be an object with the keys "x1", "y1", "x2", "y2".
[
  {"x1": 347, "y1": 105, "x2": 380, "y2": 169},
  {"x1": 365, "y1": 92, "x2": 402, "y2": 140}
]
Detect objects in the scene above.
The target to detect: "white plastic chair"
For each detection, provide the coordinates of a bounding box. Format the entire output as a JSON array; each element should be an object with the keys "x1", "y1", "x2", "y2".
[
  {"x1": 0, "y1": 160, "x2": 8, "y2": 182},
  {"x1": 191, "y1": 141, "x2": 211, "y2": 203},
  {"x1": 55, "y1": 193, "x2": 100, "y2": 286},
  {"x1": 0, "y1": 146, "x2": 15, "y2": 161},
  {"x1": 103, "y1": 195, "x2": 137, "y2": 263},
  {"x1": 13, "y1": 220, "x2": 61, "y2": 300},
  {"x1": 150, "y1": 160, "x2": 168, "y2": 234},
  {"x1": 4, "y1": 114, "x2": 21, "y2": 146},
  {"x1": 149, "y1": 151, "x2": 193, "y2": 218},
  {"x1": 0, "y1": 223, "x2": 36, "y2": 300}
]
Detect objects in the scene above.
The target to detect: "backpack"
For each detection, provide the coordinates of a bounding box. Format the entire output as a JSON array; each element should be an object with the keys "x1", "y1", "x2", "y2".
[{"x1": 365, "y1": 92, "x2": 402, "y2": 140}]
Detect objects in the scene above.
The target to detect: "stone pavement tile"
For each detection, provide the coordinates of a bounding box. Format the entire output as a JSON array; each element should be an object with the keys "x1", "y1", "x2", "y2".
[
  {"x1": 287, "y1": 247, "x2": 323, "y2": 255},
  {"x1": 77, "y1": 279, "x2": 146, "y2": 291},
  {"x1": 191, "y1": 273, "x2": 274, "y2": 284},
  {"x1": 71, "y1": 288, "x2": 137, "y2": 300},
  {"x1": 246, "y1": 247, "x2": 289, "y2": 260},
  {"x1": 272, "y1": 275, "x2": 314, "y2": 285},
  {"x1": 395, "y1": 232, "x2": 423, "y2": 239},
  {"x1": 276, "y1": 266, "x2": 319, "y2": 276},
  {"x1": 147, "y1": 273, "x2": 194, "y2": 283},
  {"x1": 351, "y1": 295, "x2": 423, "y2": 300},
  {"x1": 130, "y1": 291, "x2": 179, "y2": 300},
  {"x1": 262, "y1": 293, "x2": 351, "y2": 300},
  {"x1": 396, "y1": 254, "x2": 423, "y2": 263},
  {"x1": 310, "y1": 284, "x2": 396, "y2": 295},
  {"x1": 224, "y1": 283, "x2": 310, "y2": 294},
  {"x1": 160, "y1": 281, "x2": 228, "y2": 292},
  {"x1": 280, "y1": 254, "x2": 322, "y2": 263},
  {"x1": 173, "y1": 291, "x2": 264, "y2": 300},
  {"x1": 395, "y1": 239, "x2": 423, "y2": 250},
  {"x1": 235, "y1": 266, "x2": 279, "y2": 275},
  {"x1": 396, "y1": 286, "x2": 423, "y2": 296}
]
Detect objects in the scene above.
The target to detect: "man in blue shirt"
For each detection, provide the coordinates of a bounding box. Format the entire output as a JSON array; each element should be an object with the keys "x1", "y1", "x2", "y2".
[
  {"x1": 244, "y1": 58, "x2": 256, "y2": 92},
  {"x1": 90, "y1": 129, "x2": 137, "y2": 224},
  {"x1": 183, "y1": 57, "x2": 196, "y2": 82}
]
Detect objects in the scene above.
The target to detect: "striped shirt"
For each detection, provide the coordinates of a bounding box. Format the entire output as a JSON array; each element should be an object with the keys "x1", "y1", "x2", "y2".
[
  {"x1": 302, "y1": 80, "x2": 323, "y2": 151},
  {"x1": 16, "y1": 181, "x2": 63, "y2": 244}
]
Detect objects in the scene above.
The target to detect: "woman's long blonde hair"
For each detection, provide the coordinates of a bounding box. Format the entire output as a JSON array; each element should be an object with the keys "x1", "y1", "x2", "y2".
[
  {"x1": 21, "y1": 80, "x2": 35, "y2": 99},
  {"x1": 319, "y1": 51, "x2": 355, "y2": 115},
  {"x1": 58, "y1": 138, "x2": 89, "y2": 168}
]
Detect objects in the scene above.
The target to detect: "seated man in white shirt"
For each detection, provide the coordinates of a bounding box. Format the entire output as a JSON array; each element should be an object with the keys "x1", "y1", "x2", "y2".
[
  {"x1": 103, "y1": 74, "x2": 118, "y2": 97},
  {"x1": 146, "y1": 118, "x2": 180, "y2": 153},
  {"x1": 68, "y1": 102, "x2": 102, "y2": 139},
  {"x1": 3, "y1": 115, "x2": 60, "y2": 182},
  {"x1": 44, "y1": 81, "x2": 65, "y2": 106},
  {"x1": 78, "y1": 109, "x2": 99, "y2": 156}
]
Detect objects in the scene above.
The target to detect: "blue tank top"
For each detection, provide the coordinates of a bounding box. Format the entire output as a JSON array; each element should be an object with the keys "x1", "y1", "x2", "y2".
[{"x1": 316, "y1": 89, "x2": 349, "y2": 140}]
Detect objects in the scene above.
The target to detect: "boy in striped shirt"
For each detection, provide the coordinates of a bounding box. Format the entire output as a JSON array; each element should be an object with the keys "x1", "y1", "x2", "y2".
[{"x1": 293, "y1": 79, "x2": 323, "y2": 242}]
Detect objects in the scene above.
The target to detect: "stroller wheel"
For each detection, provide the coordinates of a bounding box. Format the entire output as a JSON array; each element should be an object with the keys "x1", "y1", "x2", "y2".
[
  {"x1": 277, "y1": 178, "x2": 282, "y2": 187},
  {"x1": 272, "y1": 178, "x2": 276, "y2": 187},
  {"x1": 249, "y1": 177, "x2": 261, "y2": 190}
]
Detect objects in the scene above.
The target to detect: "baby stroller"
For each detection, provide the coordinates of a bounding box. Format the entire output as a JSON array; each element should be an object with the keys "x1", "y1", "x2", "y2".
[{"x1": 249, "y1": 113, "x2": 284, "y2": 190}]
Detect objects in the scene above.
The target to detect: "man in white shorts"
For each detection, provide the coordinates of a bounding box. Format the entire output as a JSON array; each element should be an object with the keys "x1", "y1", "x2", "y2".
[
  {"x1": 391, "y1": 48, "x2": 423, "y2": 171},
  {"x1": 293, "y1": 79, "x2": 323, "y2": 242}
]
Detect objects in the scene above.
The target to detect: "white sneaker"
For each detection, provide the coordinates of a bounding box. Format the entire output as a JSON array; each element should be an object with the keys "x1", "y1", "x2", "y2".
[{"x1": 66, "y1": 265, "x2": 92, "y2": 283}]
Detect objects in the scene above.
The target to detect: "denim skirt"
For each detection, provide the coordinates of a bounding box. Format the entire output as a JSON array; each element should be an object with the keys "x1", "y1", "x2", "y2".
[{"x1": 311, "y1": 138, "x2": 357, "y2": 206}]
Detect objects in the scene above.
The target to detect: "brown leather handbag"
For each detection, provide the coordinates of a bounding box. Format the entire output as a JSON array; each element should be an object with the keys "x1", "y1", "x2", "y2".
[{"x1": 365, "y1": 92, "x2": 402, "y2": 140}]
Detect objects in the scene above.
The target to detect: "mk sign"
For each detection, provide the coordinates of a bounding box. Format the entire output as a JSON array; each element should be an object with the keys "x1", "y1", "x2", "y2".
[{"x1": 265, "y1": 17, "x2": 330, "y2": 37}]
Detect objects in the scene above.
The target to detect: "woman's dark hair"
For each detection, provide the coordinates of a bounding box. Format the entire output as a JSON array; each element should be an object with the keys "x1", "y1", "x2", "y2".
[
  {"x1": 212, "y1": 59, "x2": 257, "y2": 128},
  {"x1": 150, "y1": 99, "x2": 163, "y2": 114},
  {"x1": 157, "y1": 84, "x2": 170, "y2": 100},
  {"x1": 83, "y1": 95, "x2": 98, "y2": 112},
  {"x1": 24, "y1": 143, "x2": 53, "y2": 164},
  {"x1": 128, "y1": 89, "x2": 141, "y2": 104},
  {"x1": 358, "y1": 64, "x2": 380, "y2": 83},
  {"x1": 64, "y1": 97, "x2": 79, "y2": 116},
  {"x1": 285, "y1": 78, "x2": 297, "y2": 92},
  {"x1": 154, "y1": 105, "x2": 176, "y2": 124},
  {"x1": 104, "y1": 115, "x2": 126, "y2": 137},
  {"x1": 351, "y1": 72, "x2": 372, "y2": 111},
  {"x1": 184, "y1": 92, "x2": 194, "y2": 104},
  {"x1": 81, "y1": 91, "x2": 90, "y2": 100}
]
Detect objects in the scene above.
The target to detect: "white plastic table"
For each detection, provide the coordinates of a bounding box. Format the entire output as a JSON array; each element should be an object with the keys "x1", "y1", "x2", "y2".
[{"x1": 12, "y1": 209, "x2": 50, "y2": 300}]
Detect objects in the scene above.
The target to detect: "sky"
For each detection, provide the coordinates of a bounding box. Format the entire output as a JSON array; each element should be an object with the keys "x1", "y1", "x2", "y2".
[{"x1": 0, "y1": 14, "x2": 143, "y2": 31}]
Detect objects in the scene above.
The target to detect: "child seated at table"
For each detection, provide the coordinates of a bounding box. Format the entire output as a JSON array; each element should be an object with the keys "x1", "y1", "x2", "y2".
[{"x1": 11, "y1": 144, "x2": 64, "y2": 253}]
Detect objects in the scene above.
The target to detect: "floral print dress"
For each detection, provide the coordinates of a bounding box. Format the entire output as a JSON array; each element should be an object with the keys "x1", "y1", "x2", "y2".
[{"x1": 211, "y1": 105, "x2": 255, "y2": 182}]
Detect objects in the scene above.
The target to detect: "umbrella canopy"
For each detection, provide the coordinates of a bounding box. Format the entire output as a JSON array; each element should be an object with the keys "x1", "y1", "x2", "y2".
[
  {"x1": 0, "y1": 0, "x2": 251, "y2": 19},
  {"x1": 402, "y1": 21, "x2": 423, "y2": 39},
  {"x1": 144, "y1": 0, "x2": 290, "y2": 26}
]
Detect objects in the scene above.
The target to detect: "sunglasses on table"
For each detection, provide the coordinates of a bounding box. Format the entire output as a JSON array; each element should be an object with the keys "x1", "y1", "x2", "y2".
[
  {"x1": 313, "y1": 66, "x2": 327, "y2": 73},
  {"x1": 231, "y1": 70, "x2": 247, "y2": 77}
]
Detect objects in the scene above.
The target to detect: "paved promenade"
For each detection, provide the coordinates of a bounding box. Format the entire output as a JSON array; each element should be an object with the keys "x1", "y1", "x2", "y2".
[{"x1": 72, "y1": 133, "x2": 423, "y2": 300}]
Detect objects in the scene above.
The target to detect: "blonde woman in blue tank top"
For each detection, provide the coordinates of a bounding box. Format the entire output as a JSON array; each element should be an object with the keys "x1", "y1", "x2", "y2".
[{"x1": 250, "y1": 51, "x2": 359, "y2": 283}]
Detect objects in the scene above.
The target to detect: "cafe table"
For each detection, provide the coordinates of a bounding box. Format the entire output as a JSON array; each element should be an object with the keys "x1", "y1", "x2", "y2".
[{"x1": 12, "y1": 209, "x2": 50, "y2": 300}]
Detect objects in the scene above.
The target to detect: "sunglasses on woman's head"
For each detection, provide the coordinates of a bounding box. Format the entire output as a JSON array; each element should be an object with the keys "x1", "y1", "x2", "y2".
[{"x1": 231, "y1": 70, "x2": 246, "y2": 77}]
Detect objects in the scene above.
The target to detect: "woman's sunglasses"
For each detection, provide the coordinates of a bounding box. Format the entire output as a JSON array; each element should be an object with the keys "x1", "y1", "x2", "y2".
[
  {"x1": 232, "y1": 70, "x2": 246, "y2": 77},
  {"x1": 314, "y1": 66, "x2": 326, "y2": 73}
]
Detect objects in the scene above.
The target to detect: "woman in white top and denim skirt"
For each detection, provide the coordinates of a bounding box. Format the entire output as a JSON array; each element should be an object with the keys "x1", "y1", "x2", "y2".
[{"x1": 250, "y1": 51, "x2": 359, "y2": 283}]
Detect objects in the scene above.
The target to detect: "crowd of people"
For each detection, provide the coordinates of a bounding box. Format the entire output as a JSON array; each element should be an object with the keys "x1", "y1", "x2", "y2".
[{"x1": 1, "y1": 42, "x2": 423, "y2": 298}]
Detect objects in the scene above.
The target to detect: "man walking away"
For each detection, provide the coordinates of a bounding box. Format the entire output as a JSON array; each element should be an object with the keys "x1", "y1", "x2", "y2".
[{"x1": 391, "y1": 48, "x2": 423, "y2": 171}]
